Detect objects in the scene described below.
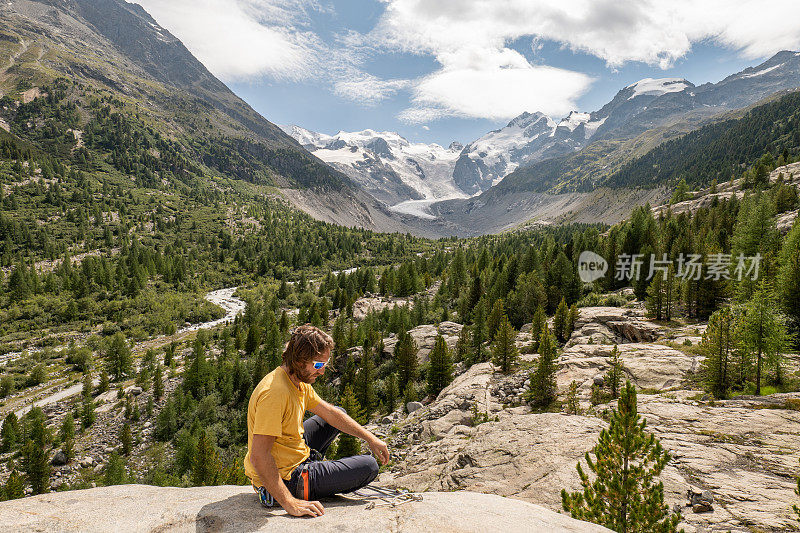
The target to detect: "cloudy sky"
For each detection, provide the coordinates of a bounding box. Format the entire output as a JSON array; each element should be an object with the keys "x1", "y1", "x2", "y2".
[{"x1": 132, "y1": 0, "x2": 800, "y2": 145}]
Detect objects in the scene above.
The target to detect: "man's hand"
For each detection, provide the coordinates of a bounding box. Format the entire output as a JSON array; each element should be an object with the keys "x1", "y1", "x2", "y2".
[
  {"x1": 285, "y1": 498, "x2": 325, "y2": 518},
  {"x1": 367, "y1": 436, "x2": 390, "y2": 465}
]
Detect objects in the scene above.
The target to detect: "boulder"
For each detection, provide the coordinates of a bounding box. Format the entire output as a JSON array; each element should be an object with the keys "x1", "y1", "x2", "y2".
[
  {"x1": 51, "y1": 450, "x2": 67, "y2": 466},
  {"x1": 382, "y1": 322, "x2": 463, "y2": 364},
  {"x1": 567, "y1": 307, "x2": 665, "y2": 346},
  {"x1": 0, "y1": 485, "x2": 612, "y2": 532},
  {"x1": 406, "y1": 401, "x2": 423, "y2": 414},
  {"x1": 557, "y1": 342, "x2": 702, "y2": 398}
]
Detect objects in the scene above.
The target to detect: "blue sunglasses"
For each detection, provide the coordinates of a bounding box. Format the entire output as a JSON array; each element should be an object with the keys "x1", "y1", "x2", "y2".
[{"x1": 312, "y1": 361, "x2": 328, "y2": 370}]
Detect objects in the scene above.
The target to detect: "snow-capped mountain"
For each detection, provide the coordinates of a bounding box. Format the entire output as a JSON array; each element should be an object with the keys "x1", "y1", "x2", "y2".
[
  {"x1": 283, "y1": 126, "x2": 467, "y2": 209},
  {"x1": 453, "y1": 107, "x2": 616, "y2": 194},
  {"x1": 287, "y1": 50, "x2": 800, "y2": 213}
]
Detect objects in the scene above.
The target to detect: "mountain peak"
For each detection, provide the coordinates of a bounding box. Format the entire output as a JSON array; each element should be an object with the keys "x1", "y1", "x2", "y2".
[{"x1": 506, "y1": 111, "x2": 550, "y2": 129}]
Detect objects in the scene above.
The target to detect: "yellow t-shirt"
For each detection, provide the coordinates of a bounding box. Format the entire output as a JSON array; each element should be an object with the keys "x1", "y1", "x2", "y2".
[{"x1": 244, "y1": 366, "x2": 322, "y2": 484}]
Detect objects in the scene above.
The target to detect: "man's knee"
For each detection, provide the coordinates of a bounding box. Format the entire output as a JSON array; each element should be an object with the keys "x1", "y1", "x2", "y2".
[
  {"x1": 334, "y1": 405, "x2": 346, "y2": 414},
  {"x1": 363, "y1": 455, "x2": 379, "y2": 482}
]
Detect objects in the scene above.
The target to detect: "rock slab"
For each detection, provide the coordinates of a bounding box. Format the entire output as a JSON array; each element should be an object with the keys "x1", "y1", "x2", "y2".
[{"x1": 0, "y1": 485, "x2": 611, "y2": 532}]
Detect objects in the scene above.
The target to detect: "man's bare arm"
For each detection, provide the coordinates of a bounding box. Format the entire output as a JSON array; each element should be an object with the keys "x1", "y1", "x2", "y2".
[
  {"x1": 250, "y1": 434, "x2": 325, "y2": 517},
  {"x1": 309, "y1": 400, "x2": 390, "y2": 464}
]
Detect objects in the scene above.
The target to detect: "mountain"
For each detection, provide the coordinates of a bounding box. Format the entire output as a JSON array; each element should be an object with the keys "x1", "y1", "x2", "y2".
[{"x1": 282, "y1": 125, "x2": 467, "y2": 208}]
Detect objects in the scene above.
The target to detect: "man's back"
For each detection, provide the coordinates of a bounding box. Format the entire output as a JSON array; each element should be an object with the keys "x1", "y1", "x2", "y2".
[{"x1": 244, "y1": 366, "x2": 321, "y2": 484}]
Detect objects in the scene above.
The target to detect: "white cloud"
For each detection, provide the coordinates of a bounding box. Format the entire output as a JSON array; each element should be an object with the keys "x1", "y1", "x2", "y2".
[
  {"x1": 333, "y1": 72, "x2": 411, "y2": 105},
  {"x1": 364, "y1": 0, "x2": 800, "y2": 121},
  {"x1": 132, "y1": 0, "x2": 323, "y2": 81}
]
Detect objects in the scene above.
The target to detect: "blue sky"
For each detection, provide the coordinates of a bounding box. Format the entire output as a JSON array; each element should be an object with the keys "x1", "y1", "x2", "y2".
[{"x1": 134, "y1": 0, "x2": 800, "y2": 146}]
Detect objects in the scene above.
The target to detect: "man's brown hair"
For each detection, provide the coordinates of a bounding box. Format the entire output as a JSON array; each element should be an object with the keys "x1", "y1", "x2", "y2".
[{"x1": 282, "y1": 324, "x2": 334, "y2": 375}]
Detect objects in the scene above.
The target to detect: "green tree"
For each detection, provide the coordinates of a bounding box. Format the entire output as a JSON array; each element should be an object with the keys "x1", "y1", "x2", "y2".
[
  {"x1": 554, "y1": 298, "x2": 569, "y2": 343},
  {"x1": 3, "y1": 466, "x2": 25, "y2": 500},
  {"x1": 739, "y1": 283, "x2": 791, "y2": 393},
  {"x1": 395, "y1": 330, "x2": 418, "y2": 393},
  {"x1": 701, "y1": 307, "x2": 737, "y2": 399},
  {"x1": 793, "y1": 457, "x2": 800, "y2": 522},
  {"x1": 487, "y1": 299, "x2": 505, "y2": 341},
  {"x1": 192, "y1": 428, "x2": 220, "y2": 486},
  {"x1": 670, "y1": 177, "x2": 689, "y2": 204},
  {"x1": 454, "y1": 325, "x2": 471, "y2": 363},
  {"x1": 561, "y1": 381, "x2": 680, "y2": 533},
  {"x1": 1, "y1": 375, "x2": 15, "y2": 398},
  {"x1": 777, "y1": 221, "x2": 800, "y2": 334},
  {"x1": 605, "y1": 345, "x2": 623, "y2": 399},
  {"x1": 1, "y1": 413, "x2": 19, "y2": 453},
  {"x1": 427, "y1": 335, "x2": 454, "y2": 396},
  {"x1": 120, "y1": 423, "x2": 132, "y2": 456},
  {"x1": 21, "y1": 408, "x2": 50, "y2": 495},
  {"x1": 104, "y1": 452, "x2": 128, "y2": 486},
  {"x1": 106, "y1": 332, "x2": 132, "y2": 381},
  {"x1": 491, "y1": 316, "x2": 519, "y2": 374},
  {"x1": 531, "y1": 305, "x2": 547, "y2": 351},
  {"x1": 470, "y1": 300, "x2": 488, "y2": 364},
  {"x1": 527, "y1": 325, "x2": 557, "y2": 408},
  {"x1": 566, "y1": 381, "x2": 581, "y2": 415},
  {"x1": 334, "y1": 386, "x2": 364, "y2": 459},
  {"x1": 355, "y1": 347, "x2": 377, "y2": 419}
]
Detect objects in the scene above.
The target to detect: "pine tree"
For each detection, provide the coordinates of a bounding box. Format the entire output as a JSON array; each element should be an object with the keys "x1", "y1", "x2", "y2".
[
  {"x1": 355, "y1": 347, "x2": 377, "y2": 419},
  {"x1": 103, "y1": 452, "x2": 128, "y2": 486},
  {"x1": 427, "y1": 335, "x2": 454, "y2": 395},
  {"x1": 491, "y1": 316, "x2": 519, "y2": 374},
  {"x1": 531, "y1": 305, "x2": 547, "y2": 351},
  {"x1": 487, "y1": 299, "x2": 505, "y2": 341},
  {"x1": 21, "y1": 408, "x2": 50, "y2": 495},
  {"x1": 527, "y1": 325, "x2": 557, "y2": 408},
  {"x1": 1, "y1": 412, "x2": 19, "y2": 453},
  {"x1": 567, "y1": 304, "x2": 579, "y2": 340},
  {"x1": 740, "y1": 283, "x2": 791, "y2": 394},
  {"x1": 454, "y1": 325, "x2": 471, "y2": 363},
  {"x1": 470, "y1": 300, "x2": 488, "y2": 363},
  {"x1": 561, "y1": 381, "x2": 681, "y2": 533},
  {"x1": 120, "y1": 423, "x2": 132, "y2": 456},
  {"x1": 645, "y1": 271, "x2": 666, "y2": 320},
  {"x1": 605, "y1": 345, "x2": 623, "y2": 399},
  {"x1": 777, "y1": 221, "x2": 800, "y2": 334},
  {"x1": 106, "y1": 332, "x2": 132, "y2": 381},
  {"x1": 566, "y1": 381, "x2": 581, "y2": 415},
  {"x1": 701, "y1": 307, "x2": 737, "y2": 399},
  {"x1": 395, "y1": 330, "x2": 418, "y2": 393},
  {"x1": 334, "y1": 386, "x2": 364, "y2": 458},
  {"x1": 554, "y1": 298, "x2": 569, "y2": 343},
  {"x1": 192, "y1": 428, "x2": 221, "y2": 486},
  {"x1": 97, "y1": 370, "x2": 109, "y2": 394}
]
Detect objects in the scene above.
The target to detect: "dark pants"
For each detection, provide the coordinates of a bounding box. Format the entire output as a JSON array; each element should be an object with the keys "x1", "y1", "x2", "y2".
[{"x1": 283, "y1": 407, "x2": 379, "y2": 500}]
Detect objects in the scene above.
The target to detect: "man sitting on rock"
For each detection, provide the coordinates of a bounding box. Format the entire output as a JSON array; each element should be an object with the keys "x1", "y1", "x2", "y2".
[{"x1": 244, "y1": 324, "x2": 389, "y2": 517}]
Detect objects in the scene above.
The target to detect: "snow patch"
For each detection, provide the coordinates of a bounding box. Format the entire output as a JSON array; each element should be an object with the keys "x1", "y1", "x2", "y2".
[
  {"x1": 739, "y1": 63, "x2": 783, "y2": 78},
  {"x1": 557, "y1": 111, "x2": 590, "y2": 131},
  {"x1": 626, "y1": 78, "x2": 689, "y2": 100}
]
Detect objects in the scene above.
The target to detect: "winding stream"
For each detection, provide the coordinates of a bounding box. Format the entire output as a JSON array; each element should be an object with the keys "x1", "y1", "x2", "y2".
[{"x1": 3, "y1": 287, "x2": 246, "y2": 423}]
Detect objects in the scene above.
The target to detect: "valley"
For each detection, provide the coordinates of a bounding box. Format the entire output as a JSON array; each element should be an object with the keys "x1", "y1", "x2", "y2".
[{"x1": 0, "y1": 1, "x2": 799, "y2": 532}]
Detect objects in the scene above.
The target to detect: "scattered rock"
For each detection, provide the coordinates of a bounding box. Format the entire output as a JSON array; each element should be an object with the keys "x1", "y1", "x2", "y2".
[
  {"x1": 383, "y1": 322, "x2": 463, "y2": 363},
  {"x1": 51, "y1": 450, "x2": 67, "y2": 466}
]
